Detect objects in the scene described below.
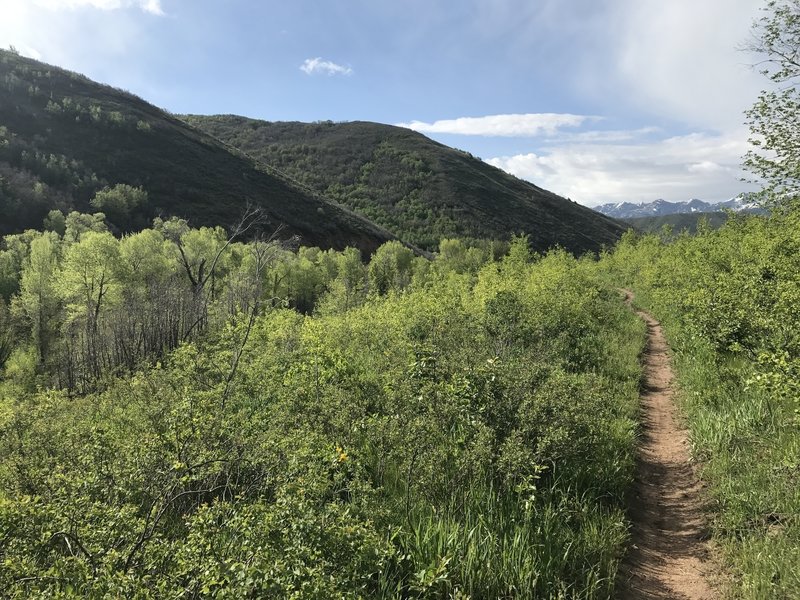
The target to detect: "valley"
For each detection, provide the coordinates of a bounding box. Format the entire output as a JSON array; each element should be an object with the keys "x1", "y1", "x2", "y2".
[{"x1": 1, "y1": 1, "x2": 799, "y2": 595}]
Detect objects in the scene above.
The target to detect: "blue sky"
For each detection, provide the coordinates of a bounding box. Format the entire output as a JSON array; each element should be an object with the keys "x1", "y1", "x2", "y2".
[{"x1": 0, "y1": 0, "x2": 769, "y2": 206}]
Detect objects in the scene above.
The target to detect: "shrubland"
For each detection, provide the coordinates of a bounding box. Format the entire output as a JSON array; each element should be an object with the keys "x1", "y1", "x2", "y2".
[
  {"x1": 0, "y1": 217, "x2": 644, "y2": 598},
  {"x1": 3, "y1": 198, "x2": 798, "y2": 599},
  {"x1": 3, "y1": 4, "x2": 797, "y2": 596},
  {"x1": 597, "y1": 3, "x2": 800, "y2": 593}
]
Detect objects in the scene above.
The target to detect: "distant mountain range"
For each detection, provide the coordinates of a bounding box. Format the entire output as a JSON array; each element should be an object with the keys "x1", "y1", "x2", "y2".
[{"x1": 594, "y1": 197, "x2": 763, "y2": 219}]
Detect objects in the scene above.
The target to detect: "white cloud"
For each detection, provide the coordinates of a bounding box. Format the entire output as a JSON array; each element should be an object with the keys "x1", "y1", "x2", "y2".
[
  {"x1": 0, "y1": 0, "x2": 155, "y2": 87},
  {"x1": 396, "y1": 113, "x2": 595, "y2": 137},
  {"x1": 486, "y1": 128, "x2": 758, "y2": 206},
  {"x1": 687, "y1": 161, "x2": 726, "y2": 174},
  {"x1": 141, "y1": 0, "x2": 163, "y2": 15},
  {"x1": 462, "y1": 0, "x2": 767, "y2": 207},
  {"x1": 300, "y1": 57, "x2": 353, "y2": 76},
  {"x1": 32, "y1": 0, "x2": 164, "y2": 14}
]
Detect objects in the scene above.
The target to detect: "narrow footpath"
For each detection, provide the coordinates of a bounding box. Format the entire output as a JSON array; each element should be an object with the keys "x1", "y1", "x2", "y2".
[{"x1": 616, "y1": 291, "x2": 717, "y2": 600}]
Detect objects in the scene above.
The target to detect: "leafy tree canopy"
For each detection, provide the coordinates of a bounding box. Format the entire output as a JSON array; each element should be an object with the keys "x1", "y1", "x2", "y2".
[
  {"x1": 90, "y1": 183, "x2": 147, "y2": 229},
  {"x1": 744, "y1": 0, "x2": 800, "y2": 207}
]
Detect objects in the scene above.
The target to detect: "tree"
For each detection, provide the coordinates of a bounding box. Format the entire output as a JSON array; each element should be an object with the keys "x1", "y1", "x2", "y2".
[
  {"x1": 336, "y1": 247, "x2": 367, "y2": 309},
  {"x1": 59, "y1": 231, "x2": 122, "y2": 329},
  {"x1": 119, "y1": 229, "x2": 172, "y2": 290},
  {"x1": 116, "y1": 229, "x2": 179, "y2": 365},
  {"x1": 90, "y1": 184, "x2": 147, "y2": 229},
  {"x1": 437, "y1": 238, "x2": 468, "y2": 273},
  {"x1": 289, "y1": 249, "x2": 326, "y2": 313},
  {"x1": 505, "y1": 234, "x2": 534, "y2": 267},
  {"x1": 0, "y1": 297, "x2": 14, "y2": 369},
  {"x1": 43, "y1": 209, "x2": 66, "y2": 236},
  {"x1": 744, "y1": 0, "x2": 800, "y2": 206},
  {"x1": 57, "y1": 231, "x2": 122, "y2": 383},
  {"x1": 13, "y1": 231, "x2": 60, "y2": 364},
  {"x1": 155, "y1": 208, "x2": 268, "y2": 338},
  {"x1": 64, "y1": 211, "x2": 108, "y2": 244},
  {"x1": 368, "y1": 241, "x2": 414, "y2": 295},
  {"x1": 0, "y1": 230, "x2": 39, "y2": 299}
]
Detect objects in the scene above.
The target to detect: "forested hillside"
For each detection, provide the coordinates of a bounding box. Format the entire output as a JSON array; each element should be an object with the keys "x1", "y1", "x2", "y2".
[
  {"x1": 182, "y1": 116, "x2": 625, "y2": 252},
  {"x1": 4, "y1": 201, "x2": 799, "y2": 598},
  {"x1": 0, "y1": 49, "x2": 394, "y2": 253}
]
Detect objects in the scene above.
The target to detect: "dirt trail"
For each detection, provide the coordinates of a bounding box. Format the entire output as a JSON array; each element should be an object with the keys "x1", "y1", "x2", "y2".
[{"x1": 616, "y1": 290, "x2": 717, "y2": 600}]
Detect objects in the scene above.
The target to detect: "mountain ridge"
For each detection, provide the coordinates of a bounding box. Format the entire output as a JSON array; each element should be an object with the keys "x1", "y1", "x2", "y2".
[
  {"x1": 594, "y1": 196, "x2": 762, "y2": 219},
  {"x1": 1, "y1": 49, "x2": 624, "y2": 255},
  {"x1": 182, "y1": 115, "x2": 626, "y2": 253}
]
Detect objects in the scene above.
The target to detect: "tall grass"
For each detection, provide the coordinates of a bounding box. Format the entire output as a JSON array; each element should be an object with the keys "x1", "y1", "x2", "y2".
[
  {"x1": 371, "y1": 281, "x2": 645, "y2": 599},
  {"x1": 378, "y1": 478, "x2": 628, "y2": 599},
  {"x1": 668, "y1": 337, "x2": 800, "y2": 598}
]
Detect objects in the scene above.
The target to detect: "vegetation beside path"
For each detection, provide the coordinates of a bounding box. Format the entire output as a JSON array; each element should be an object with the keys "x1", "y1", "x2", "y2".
[
  {"x1": 602, "y1": 207, "x2": 800, "y2": 598},
  {"x1": 0, "y1": 231, "x2": 645, "y2": 598}
]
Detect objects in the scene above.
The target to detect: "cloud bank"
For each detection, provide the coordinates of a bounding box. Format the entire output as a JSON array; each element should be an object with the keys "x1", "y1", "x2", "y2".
[
  {"x1": 300, "y1": 57, "x2": 353, "y2": 76},
  {"x1": 396, "y1": 113, "x2": 593, "y2": 137},
  {"x1": 486, "y1": 129, "x2": 757, "y2": 207}
]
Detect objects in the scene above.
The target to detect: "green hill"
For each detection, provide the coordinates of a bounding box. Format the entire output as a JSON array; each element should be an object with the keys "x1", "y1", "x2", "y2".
[
  {"x1": 182, "y1": 116, "x2": 626, "y2": 253},
  {"x1": 0, "y1": 50, "x2": 394, "y2": 253}
]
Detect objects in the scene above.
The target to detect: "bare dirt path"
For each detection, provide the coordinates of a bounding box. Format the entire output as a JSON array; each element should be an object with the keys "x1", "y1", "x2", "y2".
[{"x1": 616, "y1": 290, "x2": 717, "y2": 600}]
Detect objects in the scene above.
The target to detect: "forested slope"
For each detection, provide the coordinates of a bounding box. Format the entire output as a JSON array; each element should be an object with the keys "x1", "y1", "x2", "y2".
[
  {"x1": 183, "y1": 116, "x2": 625, "y2": 253},
  {"x1": 0, "y1": 50, "x2": 394, "y2": 253}
]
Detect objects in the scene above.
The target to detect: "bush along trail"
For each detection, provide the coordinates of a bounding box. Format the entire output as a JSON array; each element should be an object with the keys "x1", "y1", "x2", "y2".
[
  {"x1": 605, "y1": 208, "x2": 800, "y2": 598},
  {"x1": 616, "y1": 290, "x2": 716, "y2": 599}
]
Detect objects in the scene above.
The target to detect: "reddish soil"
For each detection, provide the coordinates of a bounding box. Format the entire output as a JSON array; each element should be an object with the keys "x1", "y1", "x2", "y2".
[{"x1": 616, "y1": 290, "x2": 717, "y2": 600}]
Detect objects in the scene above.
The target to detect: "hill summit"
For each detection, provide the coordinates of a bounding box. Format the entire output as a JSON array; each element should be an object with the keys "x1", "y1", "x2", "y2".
[{"x1": 183, "y1": 116, "x2": 625, "y2": 253}]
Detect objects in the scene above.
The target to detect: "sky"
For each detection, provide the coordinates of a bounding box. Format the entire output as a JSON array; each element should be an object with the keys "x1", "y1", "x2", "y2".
[{"x1": 0, "y1": 0, "x2": 770, "y2": 207}]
